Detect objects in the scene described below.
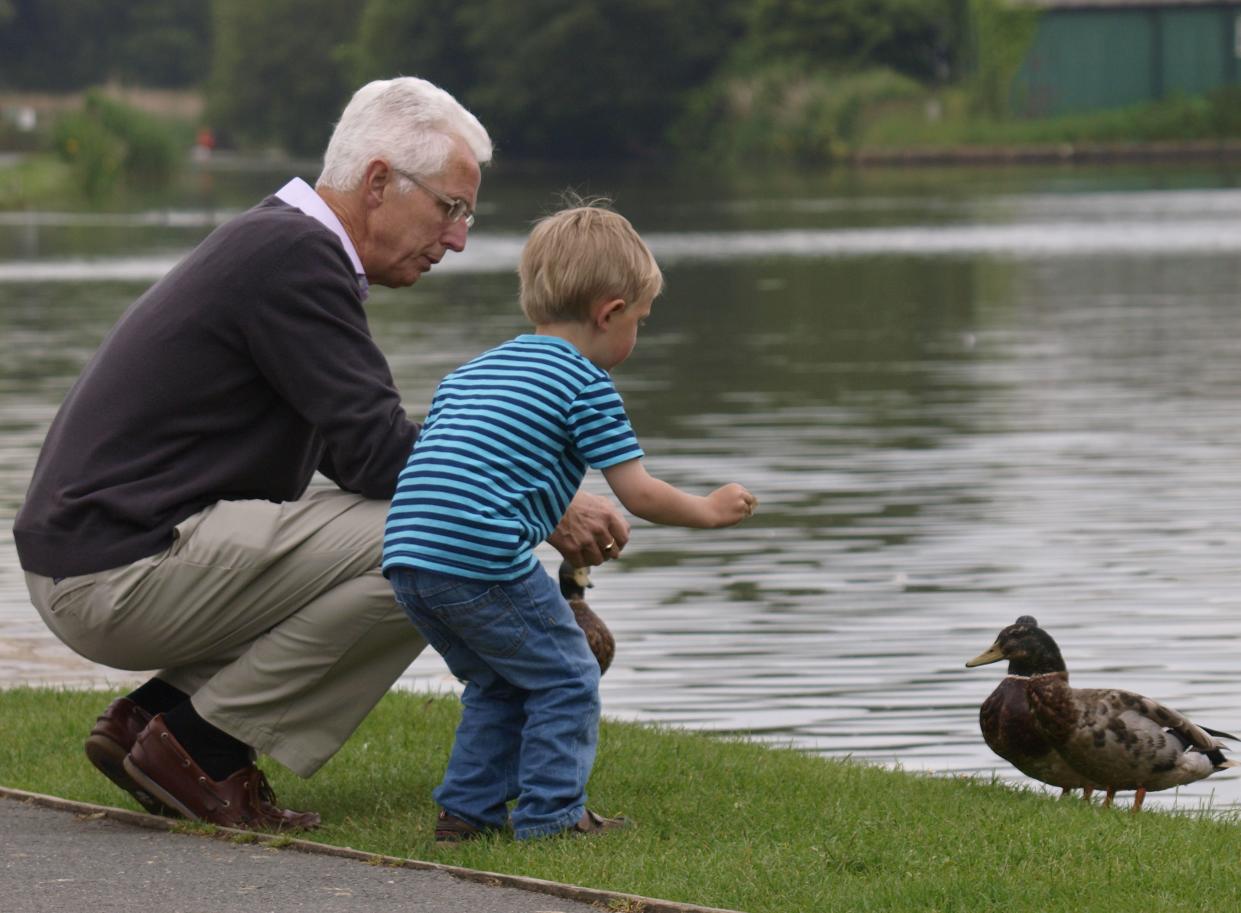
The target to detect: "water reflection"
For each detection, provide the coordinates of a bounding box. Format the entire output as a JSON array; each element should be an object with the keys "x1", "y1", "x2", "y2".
[
  {"x1": 2, "y1": 165, "x2": 1240, "y2": 814},
  {"x1": 10, "y1": 216, "x2": 1241, "y2": 283}
]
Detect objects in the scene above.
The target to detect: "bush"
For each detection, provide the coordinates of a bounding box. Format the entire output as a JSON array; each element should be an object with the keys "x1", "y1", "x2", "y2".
[
  {"x1": 84, "y1": 91, "x2": 188, "y2": 180},
  {"x1": 967, "y1": 0, "x2": 1041, "y2": 118},
  {"x1": 52, "y1": 110, "x2": 127, "y2": 200},
  {"x1": 851, "y1": 85, "x2": 1241, "y2": 150},
  {"x1": 51, "y1": 92, "x2": 189, "y2": 200},
  {"x1": 672, "y1": 66, "x2": 925, "y2": 165},
  {"x1": 1206, "y1": 86, "x2": 1241, "y2": 137}
]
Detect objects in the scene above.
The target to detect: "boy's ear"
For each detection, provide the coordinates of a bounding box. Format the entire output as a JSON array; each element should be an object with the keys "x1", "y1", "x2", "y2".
[{"x1": 593, "y1": 297, "x2": 627, "y2": 330}]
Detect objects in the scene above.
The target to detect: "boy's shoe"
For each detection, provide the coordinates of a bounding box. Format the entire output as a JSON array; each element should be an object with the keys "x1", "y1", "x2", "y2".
[
  {"x1": 83, "y1": 697, "x2": 178, "y2": 818},
  {"x1": 569, "y1": 808, "x2": 632, "y2": 836},
  {"x1": 435, "y1": 809, "x2": 488, "y2": 843}
]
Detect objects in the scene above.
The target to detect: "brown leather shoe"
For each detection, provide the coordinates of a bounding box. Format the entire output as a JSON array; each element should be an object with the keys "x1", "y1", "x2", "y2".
[
  {"x1": 121, "y1": 714, "x2": 320, "y2": 831},
  {"x1": 84, "y1": 698, "x2": 177, "y2": 817},
  {"x1": 569, "y1": 808, "x2": 631, "y2": 836}
]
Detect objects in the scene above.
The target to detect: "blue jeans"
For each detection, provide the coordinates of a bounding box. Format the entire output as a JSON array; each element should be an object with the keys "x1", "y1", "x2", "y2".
[{"x1": 389, "y1": 566, "x2": 601, "y2": 839}]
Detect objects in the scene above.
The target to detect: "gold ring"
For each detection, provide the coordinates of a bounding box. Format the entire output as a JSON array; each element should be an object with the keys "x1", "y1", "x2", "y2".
[{"x1": 603, "y1": 541, "x2": 616, "y2": 551}]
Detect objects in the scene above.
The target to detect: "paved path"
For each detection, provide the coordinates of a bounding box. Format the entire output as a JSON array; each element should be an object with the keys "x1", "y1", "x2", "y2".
[{"x1": 1, "y1": 789, "x2": 738, "y2": 913}]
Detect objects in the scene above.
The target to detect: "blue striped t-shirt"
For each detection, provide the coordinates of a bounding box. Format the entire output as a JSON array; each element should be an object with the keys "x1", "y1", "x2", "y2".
[{"x1": 382, "y1": 334, "x2": 644, "y2": 581}]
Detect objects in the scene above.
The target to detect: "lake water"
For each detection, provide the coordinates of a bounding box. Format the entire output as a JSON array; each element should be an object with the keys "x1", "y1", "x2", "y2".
[{"x1": 2, "y1": 160, "x2": 1240, "y2": 813}]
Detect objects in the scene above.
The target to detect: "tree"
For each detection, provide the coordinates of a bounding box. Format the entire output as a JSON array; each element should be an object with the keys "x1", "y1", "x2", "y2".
[
  {"x1": 116, "y1": 0, "x2": 211, "y2": 88},
  {"x1": 347, "y1": 0, "x2": 475, "y2": 93},
  {"x1": 0, "y1": 0, "x2": 208, "y2": 89},
  {"x1": 744, "y1": 0, "x2": 963, "y2": 83},
  {"x1": 0, "y1": 0, "x2": 120, "y2": 89},
  {"x1": 470, "y1": 0, "x2": 748, "y2": 158},
  {"x1": 343, "y1": 0, "x2": 743, "y2": 160},
  {"x1": 206, "y1": 0, "x2": 360, "y2": 154}
]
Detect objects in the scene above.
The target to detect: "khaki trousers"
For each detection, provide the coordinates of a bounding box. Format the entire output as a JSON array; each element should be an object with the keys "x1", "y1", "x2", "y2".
[{"x1": 25, "y1": 490, "x2": 426, "y2": 777}]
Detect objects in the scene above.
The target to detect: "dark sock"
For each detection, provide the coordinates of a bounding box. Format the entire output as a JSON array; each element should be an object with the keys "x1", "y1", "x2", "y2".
[
  {"x1": 125, "y1": 677, "x2": 189, "y2": 716},
  {"x1": 163, "y1": 701, "x2": 251, "y2": 781}
]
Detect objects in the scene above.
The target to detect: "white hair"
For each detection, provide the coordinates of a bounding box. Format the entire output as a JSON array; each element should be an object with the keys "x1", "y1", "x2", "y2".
[{"x1": 316, "y1": 77, "x2": 492, "y2": 191}]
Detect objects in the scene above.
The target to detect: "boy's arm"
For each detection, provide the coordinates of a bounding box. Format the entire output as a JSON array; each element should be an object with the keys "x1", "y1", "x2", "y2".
[{"x1": 602, "y1": 458, "x2": 756, "y2": 529}]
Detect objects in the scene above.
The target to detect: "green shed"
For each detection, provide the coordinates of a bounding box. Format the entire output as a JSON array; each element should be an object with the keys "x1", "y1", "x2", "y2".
[{"x1": 1011, "y1": 0, "x2": 1241, "y2": 116}]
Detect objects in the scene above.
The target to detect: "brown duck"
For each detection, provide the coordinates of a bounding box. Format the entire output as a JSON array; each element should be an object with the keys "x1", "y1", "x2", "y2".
[
  {"x1": 965, "y1": 616, "x2": 1099, "y2": 798},
  {"x1": 968, "y1": 617, "x2": 1237, "y2": 810},
  {"x1": 558, "y1": 561, "x2": 615, "y2": 675}
]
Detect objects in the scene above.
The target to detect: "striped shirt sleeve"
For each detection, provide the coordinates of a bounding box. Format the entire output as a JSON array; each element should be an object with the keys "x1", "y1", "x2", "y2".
[{"x1": 568, "y1": 378, "x2": 644, "y2": 469}]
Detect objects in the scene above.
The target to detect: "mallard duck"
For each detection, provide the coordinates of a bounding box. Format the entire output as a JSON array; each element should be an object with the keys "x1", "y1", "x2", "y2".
[
  {"x1": 558, "y1": 561, "x2": 615, "y2": 675},
  {"x1": 965, "y1": 615, "x2": 1099, "y2": 798},
  {"x1": 967, "y1": 617, "x2": 1238, "y2": 810}
]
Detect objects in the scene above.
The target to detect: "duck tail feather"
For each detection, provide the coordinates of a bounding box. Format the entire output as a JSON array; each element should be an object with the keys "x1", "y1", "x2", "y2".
[
  {"x1": 1200, "y1": 725, "x2": 1240, "y2": 742},
  {"x1": 1205, "y1": 749, "x2": 1236, "y2": 769}
]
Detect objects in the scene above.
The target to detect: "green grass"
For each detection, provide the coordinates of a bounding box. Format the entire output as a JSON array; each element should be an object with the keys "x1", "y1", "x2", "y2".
[
  {"x1": 3, "y1": 688, "x2": 1241, "y2": 912},
  {"x1": 671, "y1": 64, "x2": 1241, "y2": 165},
  {"x1": 0, "y1": 154, "x2": 75, "y2": 209},
  {"x1": 856, "y1": 87, "x2": 1241, "y2": 152}
]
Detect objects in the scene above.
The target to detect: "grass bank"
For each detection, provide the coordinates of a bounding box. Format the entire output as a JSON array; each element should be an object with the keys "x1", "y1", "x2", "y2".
[
  {"x1": 677, "y1": 65, "x2": 1241, "y2": 167},
  {"x1": 3, "y1": 687, "x2": 1240, "y2": 912},
  {"x1": 0, "y1": 154, "x2": 74, "y2": 209},
  {"x1": 850, "y1": 86, "x2": 1241, "y2": 166}
]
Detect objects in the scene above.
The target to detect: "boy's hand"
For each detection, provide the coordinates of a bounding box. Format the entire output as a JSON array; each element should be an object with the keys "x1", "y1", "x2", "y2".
[{"x1": 706, "y1": 483, "x2": 757, "y2": 527}]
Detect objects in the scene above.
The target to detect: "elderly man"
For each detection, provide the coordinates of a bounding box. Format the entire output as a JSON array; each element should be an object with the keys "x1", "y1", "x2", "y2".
[{"x1": 13, "y1": 78, "x2": 628, "y2": 830}]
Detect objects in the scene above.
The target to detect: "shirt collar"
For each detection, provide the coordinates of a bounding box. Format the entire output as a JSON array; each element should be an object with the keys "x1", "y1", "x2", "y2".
[{"x1": 275, "y1": 177, "x2": 369, "y2": 300}]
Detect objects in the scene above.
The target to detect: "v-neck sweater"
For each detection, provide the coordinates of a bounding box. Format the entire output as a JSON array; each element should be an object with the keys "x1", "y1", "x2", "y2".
[{"x1": 14, "y1": 196, "x2": 418, "y2": 578}]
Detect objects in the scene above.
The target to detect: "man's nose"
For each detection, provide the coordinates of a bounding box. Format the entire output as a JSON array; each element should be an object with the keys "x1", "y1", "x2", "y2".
[{"x1": 443, "y1": 219, "x2": 469, "y2": 252}]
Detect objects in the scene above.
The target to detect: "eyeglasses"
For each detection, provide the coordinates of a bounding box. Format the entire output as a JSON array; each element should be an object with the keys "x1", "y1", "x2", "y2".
[{"x1": 393, "y1": 168, "x2": 475, "y2": 229}]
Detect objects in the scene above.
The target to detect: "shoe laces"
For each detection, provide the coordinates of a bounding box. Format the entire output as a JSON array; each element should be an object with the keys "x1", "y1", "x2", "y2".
[{"x1": 253, "y1": 770, "x2": 279, "y2": 807}]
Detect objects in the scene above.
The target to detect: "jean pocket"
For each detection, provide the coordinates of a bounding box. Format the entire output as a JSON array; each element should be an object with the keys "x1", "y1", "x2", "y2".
[
  {"x1": 396, "y1": 602, "x2": 453, "y2": 655},
  {"x1": 432, "y1": 584, "x2": 528, "y2": 659}
]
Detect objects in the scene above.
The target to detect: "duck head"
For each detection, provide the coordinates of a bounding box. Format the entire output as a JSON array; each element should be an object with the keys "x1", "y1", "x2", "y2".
[
  {"x1": 966, "y1": 616, "x2": 1067, "y2": 677},
  {"x1": 558, "y1": 560, "x2": 592, "y2": 601}
]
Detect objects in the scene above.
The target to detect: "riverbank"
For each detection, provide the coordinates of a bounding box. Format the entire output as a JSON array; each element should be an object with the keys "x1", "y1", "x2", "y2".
[
  {"x1": 0, "y1": 154, "x2": 71, "y2": 209},
  {"x1": 850, "y1": 137, "x2": 1241, "y2": 167},
  {"x1": 4, "y1": 138, "x2": 1241, "y2": 213},
  {"x1": 4, "y1": 687, "x2": 1240, "y2": 913}
]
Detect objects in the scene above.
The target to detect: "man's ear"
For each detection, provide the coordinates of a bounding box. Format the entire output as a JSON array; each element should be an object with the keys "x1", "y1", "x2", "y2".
[
  {"x1": 594, "y1": 297, "x2": 626, "y2": 330},
  {"x1": 362, "y1": 160, "x2": 393, "y2": 209}
]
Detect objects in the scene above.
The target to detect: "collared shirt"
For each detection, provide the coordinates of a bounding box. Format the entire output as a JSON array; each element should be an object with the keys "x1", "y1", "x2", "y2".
[{"x1": 275, "y1": 177, "x2": 369, "y2": 300}]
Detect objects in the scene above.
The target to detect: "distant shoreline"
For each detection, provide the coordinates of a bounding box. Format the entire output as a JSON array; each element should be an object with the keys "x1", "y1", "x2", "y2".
[
  {"x1": 0, "y1": 87, "x2": 203, "y2": 120},
  {"x1": 6, "y1": 132, "x2": 1241, "y2": 188},
  {"x1": 850, "y1": 138, "x2": 1241, "y2": 167},
  {"x1": 6, "y1": 88, "x2": 1241, "y2": 171}
]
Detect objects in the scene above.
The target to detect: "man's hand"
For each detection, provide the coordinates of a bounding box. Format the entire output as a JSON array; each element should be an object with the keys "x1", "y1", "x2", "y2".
[{"x1": 548, "y1": 490, "x2": 630, "y2": 567}]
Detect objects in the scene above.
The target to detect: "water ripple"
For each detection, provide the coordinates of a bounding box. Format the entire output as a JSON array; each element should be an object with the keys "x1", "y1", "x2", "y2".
[
  {"x1": 3, "y1": 180, "x2": 1241, "y2": 816},
  {"x1": 5, "y1": 216, "x2": 1241, "y2": 283}
]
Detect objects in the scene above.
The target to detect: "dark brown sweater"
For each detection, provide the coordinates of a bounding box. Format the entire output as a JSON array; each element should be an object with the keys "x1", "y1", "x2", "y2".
[{"x1": 14, "y1": 197, "x2": 418, "y2": 578}]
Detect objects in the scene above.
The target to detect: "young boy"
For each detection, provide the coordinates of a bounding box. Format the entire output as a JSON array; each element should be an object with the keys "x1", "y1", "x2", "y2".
[{"x1": 382, "y1": 203, "x2": 756, "y2": 842}]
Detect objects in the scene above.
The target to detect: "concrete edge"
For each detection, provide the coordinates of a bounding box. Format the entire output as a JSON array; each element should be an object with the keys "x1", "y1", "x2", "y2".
[{"x1": 0, "y1": 786, "x2": 745, "y2": 913}]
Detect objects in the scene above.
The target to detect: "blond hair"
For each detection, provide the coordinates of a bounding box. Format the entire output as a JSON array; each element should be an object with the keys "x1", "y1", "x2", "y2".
[{"x1": 519, "y1": 202, "x2": 663, "y2": 325}]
